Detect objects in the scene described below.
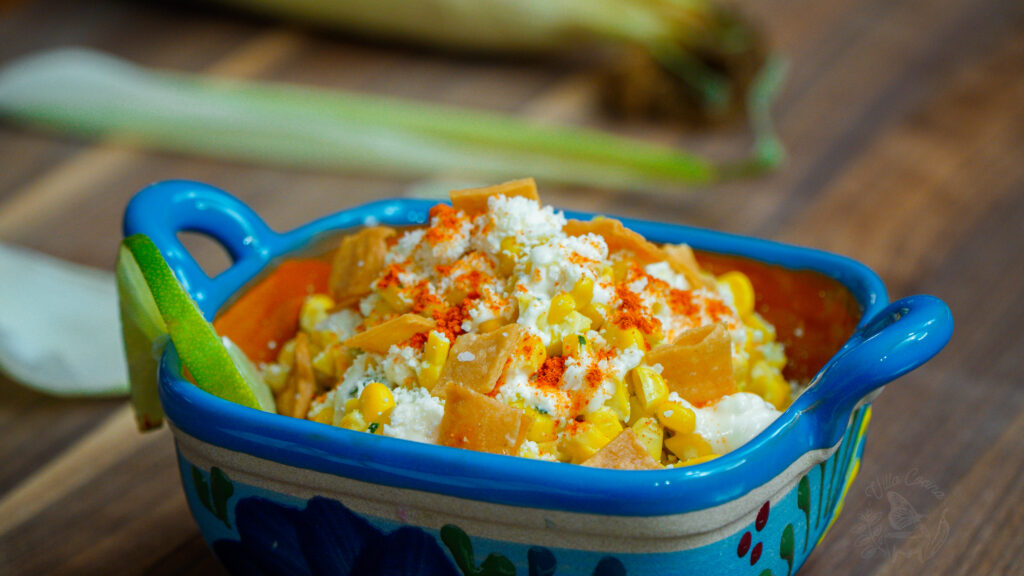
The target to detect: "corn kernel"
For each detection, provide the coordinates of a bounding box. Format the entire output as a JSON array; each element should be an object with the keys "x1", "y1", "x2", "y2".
[
  {"x1": 312, "y1": 343, "x2": 341, "y2": 379},
  {"x1": 606, "y1": 378, "x2": 631, "y2": 422},
  {"x1": 379, "y1": 285, "x2": 410, "y2": 313},
  {"x1": 607, "y1": 325, "x2": 646, "y2": 351},
  {"x1": 418, "y1": 331, "x2": 451, "y2": 389},
  {"x1": 586, "y1": 407, "x2": 624, "y2": 439},
  {"x1": 548, "y1": 293, "x2": 577, "y2": 325},
  {"x1": 526, "y1": 409, "x2": 557, "y2": 443},
  {"x1": 626, "y1": 395, "x2": 644, "y2": 426},
  {"x1": 631, "y1": 417, "x2": 664, "y2": 462},
  {"x1": 571, "y1": 276, "x2": 595, "y2": 308},
  {"x1": 276, "y1": 339, "x2": 297, "y2": 367},
  {"x1": 580, "y1": 302, "x2": 607, "y2": 330},
  {"x1": 631, "y1": 366, "x2": 669, "y2": 413},
  {"x1": 263, "y1": 363, "x2": 291, "y2": 393},
  {"x1": 664, "y1": 432, "x2": 714, "y2": 461},
  {"x1": 656, "y1": 401, "x2": 696, "y2": 434},
  {"x1": 749, "y1": 360, "x2": 790, "y2": 409},
  {"x1": 719, "y1": 271, "x2": 755, "y2": 317},
  {"x1": 562, "y1": 334, "x2": 587, "y2": 358},
  {"x1": 612, "y1": 260, "x2": 631, "y2": 282},
  {"x1": 560, "y1": 422, "x2": 611, "y2": 463},
  {"x1": 311, "y1": 402, "x2": 334, "y2": 424},
  {"x1": 478, "y1": 318, "x2": 505, "y2": 333},
  {"x1": 497, "y1": 237, "x2": 522, "y2": 276},
  {"x1": 338, "y1": 409, "x2": 367, "y2": 432},
  {"x1": 300, "y1": 294, "x2": 335, "y2": 333},
  {"x1": 679, "y1": 453, "x2": 720, "y2": 467},
  {"x1": 359, "y1": 382, "x2": 395, "y2": 424}
]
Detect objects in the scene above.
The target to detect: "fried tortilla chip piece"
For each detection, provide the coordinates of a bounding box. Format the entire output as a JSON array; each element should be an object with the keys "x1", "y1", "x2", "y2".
[
  {"x1": 432, "y1": 324, "x2": 525, "y2": 396},
  {"x1": 344, "y1": 313, "x2": 435, "y2": 354},
  {"x1": 290, "y1": 332, "x2": 317, "y2": 419},
  {"x1": 662, "y1": 243, "x2": 715, "y2": 290},
  {"x1": 564, "y1": 217, "x2": 663, "y2": 264},
  {"x1": 437, "y1": 383, "x2": 532, "y2": 455},
  {"x1": 583, "y1": 428, "x2": 662, "y2": 470},
  {"x1": 645, "y1": 323, "x2": 735, "y2": 406},
  {"x1": 450, "y1": 178, "x2": 539, "y2": 214},
  {"x1": 330, "y1": 226, "x2": 396, "y2": 308}
]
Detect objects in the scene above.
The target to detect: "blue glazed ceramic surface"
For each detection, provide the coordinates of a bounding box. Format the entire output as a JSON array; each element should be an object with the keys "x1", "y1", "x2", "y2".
[{"x1": 125, "y1": 180, "x2": 952, "y2": 574}]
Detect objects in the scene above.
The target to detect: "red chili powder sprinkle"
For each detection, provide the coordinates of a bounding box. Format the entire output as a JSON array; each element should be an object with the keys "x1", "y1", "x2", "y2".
[
  {"x1": 534, "y1": 356, "x2": 566, "y2": 389},
  {"x1": 669, "y1": 289, "x2": 698, "y2": 316},
  {"x1": 376, "y1": 264, "x2": 403, "y2": 289},
  {"x1": 426, "y1": 204, "x2": 462, "y2": 244},
  {"x1": 407, "y1": 332, "x2": 428, "y2": 351},
  {"x1": 612, "y1": 284, "x2": 661, "y2": 334},
  {"x1": 705, "y1": 299, "x2": 732, "y2": 323}
]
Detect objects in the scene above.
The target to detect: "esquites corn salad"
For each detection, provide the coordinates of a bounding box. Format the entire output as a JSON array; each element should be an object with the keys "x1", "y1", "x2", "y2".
[{"x1": 261, "y1": 179, "x2": 794, "y2": 469}]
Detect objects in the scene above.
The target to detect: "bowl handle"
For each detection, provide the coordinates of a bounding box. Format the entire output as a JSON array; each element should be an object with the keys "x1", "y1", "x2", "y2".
[
  {"x1": 123, "y1": 180, "x2": 278, "y2": 314},
  {"x1": 796, "y1": 295, "x2": 953, "y2": 448}
]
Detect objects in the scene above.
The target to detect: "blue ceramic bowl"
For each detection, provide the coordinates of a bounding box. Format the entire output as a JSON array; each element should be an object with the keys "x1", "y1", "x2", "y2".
[{"x1": 125, "y1": 180, "x2": 952, "y2": 576}]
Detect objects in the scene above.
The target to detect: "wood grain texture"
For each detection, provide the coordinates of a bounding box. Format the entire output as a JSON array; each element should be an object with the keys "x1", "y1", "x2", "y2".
[{"x1": 0, "y1": 0, "x2": 1021, "y2": 574}]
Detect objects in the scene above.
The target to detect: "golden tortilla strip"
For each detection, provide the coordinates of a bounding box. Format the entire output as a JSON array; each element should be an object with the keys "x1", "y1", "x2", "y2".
[
  {"x1": 330, "y1": 226, "x2": 396, "y2": 308},
  {"x1": 645, "y1": 323, "x2": 735, "y2": 406},
  {"x1": 564, "y1": 217, "x2": 663, "y2": 264},
  {"x1": 662, "y1": 244, "x2": 715, "y2": 290},
  {"x1": 290, "y1": 333, "x2": 317, "y2": 419},
  {"x1": 583, "y1": 429, "x2": 662, "y2": 470},
  {"x1": 344, "y1": 314, "x2": 435, "y2": 354},
  {"x1": 437, "y1": 383, "x2": 532, "y2": 456},
  {"x1": 432, "y1": 324, "x2": 525, "y2": 396},
  {"x1": 450, "y1": 178, "x2": 539, "y2": 214}
]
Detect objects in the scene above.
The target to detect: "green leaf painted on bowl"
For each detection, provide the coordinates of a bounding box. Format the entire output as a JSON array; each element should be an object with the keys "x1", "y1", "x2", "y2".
[
  {"x1": 211, "y1": 467, "x2": 235, "y2": 529},
  {"x1": 780, "y1": 523, "x2": 795, "y2": 576},
  {"x1": 192, "y1": 465, "x2": 213, "y2": 514},
  {"x1": 798, "y1": 475, "x2": 811, "y2": 552}
]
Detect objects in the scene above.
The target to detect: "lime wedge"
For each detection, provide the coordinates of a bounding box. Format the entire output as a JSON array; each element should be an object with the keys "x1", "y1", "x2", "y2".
[{"x1": 117, "y1": 234, "x2": 275, "y2": 430}]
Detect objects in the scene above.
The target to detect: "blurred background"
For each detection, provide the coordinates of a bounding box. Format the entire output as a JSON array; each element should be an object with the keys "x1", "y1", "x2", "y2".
[{"x1": 1, "y1": 0, "x2": 1022, "y2": 574}]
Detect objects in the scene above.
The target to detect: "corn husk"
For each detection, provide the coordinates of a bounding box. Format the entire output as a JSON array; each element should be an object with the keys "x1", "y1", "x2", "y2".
[{"x1": 0, "y1": 48, "x2": 785, "y2": 192}]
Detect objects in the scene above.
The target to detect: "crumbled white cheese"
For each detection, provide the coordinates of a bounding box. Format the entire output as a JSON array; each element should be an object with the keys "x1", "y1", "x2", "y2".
[
  {"x1": 384, "y1": 387, "x2": 445, "y2": 444},
  {"x1": 670, "y1": 392, "x2": 781, "y2": 454}
]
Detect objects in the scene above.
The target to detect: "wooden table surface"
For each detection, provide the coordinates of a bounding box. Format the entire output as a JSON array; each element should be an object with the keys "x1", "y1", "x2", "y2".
[{"x1": 1, "y1": 0, "x2": 1022, "y2": 574}]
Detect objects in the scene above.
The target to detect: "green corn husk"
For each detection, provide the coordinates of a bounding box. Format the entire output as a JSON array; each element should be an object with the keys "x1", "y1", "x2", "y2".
[
  {"x1": 0, "y1": 48, "x2": 784, "y2": 191},
  {"x1": 214, "y1": 0, "x2": 769, "y2": 121}
]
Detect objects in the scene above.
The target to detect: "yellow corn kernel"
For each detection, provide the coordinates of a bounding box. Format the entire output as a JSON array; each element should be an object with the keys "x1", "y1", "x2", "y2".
[
  {"x1": 749, "y1": 360, "x2": 790, "y2": 409},
  {"x1": 664, "y1": 432, "x2": 714, "y2": 462},
  {"x1": 310, "y1": 329, "x2": 339, "y2": 350},
  {"x1": 656, "y1": 401, "x2": 696, "y2": 435},
  {"x1": 547, "y1": 293, "x2": 577, "y2": 325},
  {"x1": 310, "y1": 401, "x2": 334, "y2": 424},
  {"x1": 606, "y1": 324, "x2": 646, "y2": 351},
  {"x1": 497, "y1": 237, "x2": 522, "y2": 276},
  {"x1": 359, "y1": 382, "x2": 395, "y2": 424},
  {"x1": 560, "y1": 422, "x2": 611, "y2": 463},
  {"x1": 626, "y1": 394, "x2": 644, "y2": 426},
  {"x1": 644, "y1": 326, "x2": 665, "y2": 349},
  {"x1": 719, "y1": 271, "x2": 755, "y2": 317},
  {"x1": 478, "y1": 318, "x2": 505, "y2": 333},
  {"x1": 263, "y1": 363, "x2": 291, "y2": 393},
  {"x1": 571, "y1": 276, "x2": 595, "y2": 308},
  {"x1": 606, "y1": 378, "x2": 631, "y2": 422},
  {"x1": 630, "y1": 417, "x2": 664, "y2": 462},
  {"x1": 679, "y1": 453, "x2": 720, "y2": 467},
  {"x1": 312, "y1": 343, "x2": 341, "y2": 379},
  {"x1": 562, "y1": 334, "x2": 587, "y2": 358},
  {"x1": 586, "y1": 407, "x2": 624, "y2": 440},
  {"x1": 338, "y1": 409, "x2": 368, "y2": 432},
  {"x1": 418, "y1": 331, "x2": 451, "y2": 389},
  {"x1": 580, "y1": 302, "x2": 607, "y2": 330},
  {"x1": 276, "y1": 339, "x2": 297, "y2": 367},
  {"x1": 379, "y1": 285, "x2": 410, "y2": 313},
  {"x1": 526, "y1": 409, "x2": 557, "y2": 443},
  {"x1": 631, "y1": 366, "x2": 669, "y2": 413},
  {"x1": 300, "y1": 294, "x2": 336, "y2": 333},
  {"x1": 612, "y1": 260, "x2": 631, "y2": 282}
]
